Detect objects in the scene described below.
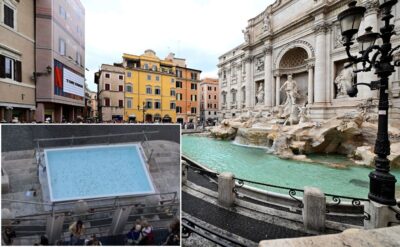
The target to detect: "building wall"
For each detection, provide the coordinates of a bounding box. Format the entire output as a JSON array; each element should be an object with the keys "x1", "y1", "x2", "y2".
[
  {"x1": 218, "y1": 0, "x2": 400, "y2": 122},
  {"x1": 200, "y1": 78, "x2": 219, "y2": 123},
  {"x1": 176, "y1": 67, "x2": 201, "y2": 123},
  {"x1": 35, "y1": 0, "x2": 85, "y2": 122},
  {"x1": 97, "y1": 64, "x2": 124, "y2": 122},
  {"x1": 123, "y1": 51, "x2": 176, "y2": 123},
  {"x1": 0, "y1": 0, "x2": 35, "y2": 122}
]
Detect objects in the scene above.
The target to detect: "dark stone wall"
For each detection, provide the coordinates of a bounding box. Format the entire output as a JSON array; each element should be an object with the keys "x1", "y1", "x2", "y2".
[{"x1": 1, "y1": 124, "x2": 180, "y2": 152}]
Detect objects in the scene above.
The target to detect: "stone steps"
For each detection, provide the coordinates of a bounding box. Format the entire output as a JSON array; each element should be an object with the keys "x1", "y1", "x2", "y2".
[
  {"x1": 2, "y1": 158, "x2": 37, "y2": 171},
  {"x1": 2, "y1": 150, "x2": 35, "y2": 161}
]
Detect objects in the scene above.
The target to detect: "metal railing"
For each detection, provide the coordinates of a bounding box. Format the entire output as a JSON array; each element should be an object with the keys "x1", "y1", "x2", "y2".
[{"x1": 182, "y1": 217, "x2": 247, "y2": 247}]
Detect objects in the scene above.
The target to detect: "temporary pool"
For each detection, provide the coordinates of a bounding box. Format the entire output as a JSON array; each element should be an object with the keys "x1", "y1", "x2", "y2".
[{"x1": 44, "y1": 144, "x2": 155, "y2": 202}]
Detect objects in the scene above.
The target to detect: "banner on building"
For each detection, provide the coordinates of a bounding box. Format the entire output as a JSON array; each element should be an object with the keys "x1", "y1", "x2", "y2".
[{"x1": 54, "y1": 60, "x2": 84, "y2": 100}]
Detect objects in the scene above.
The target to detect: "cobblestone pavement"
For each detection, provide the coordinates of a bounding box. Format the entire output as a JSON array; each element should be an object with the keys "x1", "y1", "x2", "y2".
[{"x1": 182, "y1": 192, "x2": 311, "y2": 243}]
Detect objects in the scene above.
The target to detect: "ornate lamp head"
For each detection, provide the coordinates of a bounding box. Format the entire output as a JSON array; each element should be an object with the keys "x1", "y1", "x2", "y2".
[
  {"x1": 338, "y1": 1, "x2": 366, "y2": 45},
  {"x1": 357, "y1": 27, "x2": 380, "y2": 53}
]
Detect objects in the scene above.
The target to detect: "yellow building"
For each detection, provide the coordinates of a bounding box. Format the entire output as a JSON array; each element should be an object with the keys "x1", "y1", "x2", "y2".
[{"x1": 123, "y1": 50, "x2": 176, "y2": 123}]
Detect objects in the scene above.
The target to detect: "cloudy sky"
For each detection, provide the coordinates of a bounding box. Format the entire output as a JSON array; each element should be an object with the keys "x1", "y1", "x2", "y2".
[{"x1": 82, "y1": 0, "x2": 275, "y2": 91}]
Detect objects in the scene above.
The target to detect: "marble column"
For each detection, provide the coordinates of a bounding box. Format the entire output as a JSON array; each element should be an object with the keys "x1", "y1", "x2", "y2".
[
  {"x1": 245, "y1": 54, "x2": 253, "y2": 108},
  {"x1": 275, "y1": 75, "x2": 281, "y2": 106},
  {"x1": 308, "y1": 64, "x2": 315, "y2": 105},
  {"x1": 314, "y1": 22, "x2": 329, "y2": 104},
  {"x1": 264, "y1": 46, "x2": 273, "y2": 107},
  {"x1": 358, "y1": 0, "x2": 379, "y2": 99}
]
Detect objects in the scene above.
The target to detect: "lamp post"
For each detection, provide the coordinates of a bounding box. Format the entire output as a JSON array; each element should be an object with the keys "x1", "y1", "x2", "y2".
[{"x1": 338, "y1": 0, "x2": 399, "y2": 205}]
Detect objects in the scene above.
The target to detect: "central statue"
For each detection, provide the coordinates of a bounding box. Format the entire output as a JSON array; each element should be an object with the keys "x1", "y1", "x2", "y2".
[{"x1": 280, "y1": 75, "x2": 298, "y2": 106}]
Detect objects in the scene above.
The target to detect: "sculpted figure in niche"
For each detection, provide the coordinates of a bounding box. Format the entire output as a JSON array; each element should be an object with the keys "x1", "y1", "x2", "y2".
[
  {"x1": 335, "y1": 62, "x2": 355, "y2": 98},
  {"x1": 280, "y1": 75, "x2": 298, "y2": 106},
  {"x1": 256, "y1": 83, "x2": 265, "y2": 105}
]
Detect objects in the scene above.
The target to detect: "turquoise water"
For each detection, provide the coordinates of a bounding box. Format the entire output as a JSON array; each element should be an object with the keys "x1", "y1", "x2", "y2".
[
  {"x1": 46, "y1": 144, "x2": 154, "y2": 202},
  {"x1": 183, "y1": 136, "x2": 400, "y2": 198}
]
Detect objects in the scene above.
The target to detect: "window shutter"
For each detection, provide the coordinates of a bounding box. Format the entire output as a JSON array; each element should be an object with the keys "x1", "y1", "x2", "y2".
[
  {"x1": 0, "y1": 55, "x2": 5, "y2": 78},
  {"x1": 15, "y1": 60, "x2": 22, "y2": 82}
]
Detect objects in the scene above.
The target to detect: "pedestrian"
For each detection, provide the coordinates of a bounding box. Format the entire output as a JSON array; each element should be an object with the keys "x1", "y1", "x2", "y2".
[
  {"x1": 126, "y1": 219, "x2": 142, "y2": 245},
  {"x1": 69, "y1": 220, "x2": 85, "y2": 245},
  {"x1": 84, "y1": 234, "x2": 101, "y2": 245},
  {"x1": 39, "y1": 235, "x2": 49, "y2": 245},
  {"x1": 138, "y1": 220, "x2": 154, "y2": 245},
  {"x1": 163, "y1": 218, "x2": 180, "y2": 246},
  {"x1": 2, "y1": 227, "x2": 16, "y2": 245}
]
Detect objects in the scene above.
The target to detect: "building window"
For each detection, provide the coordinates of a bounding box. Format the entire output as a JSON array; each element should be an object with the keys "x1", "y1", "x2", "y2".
[
  {"x1": 170, "y1": 89, "x2": 176, "y2": 96},
  {"x1": 104, "y1": 98, "x2": 110, "y2": 107},
  {"x1": 152, "y1": 65, "x2": 157, "y2": 71},
  {"x1": 105, "y1": 84, "x2": 110, "y2": 91},
  {"x1": 155, "y1": 76, "x2": 160, "y2": 81},
  {"x1": 171, "y1": 78, "x2": 175, "y2": 83},
  {"x1": 191, "y1": 83, "x2": 197, "y2": 90},
  {"x1": 170, "y1": 102, "x2": 176, "y2": 110},
  {"x1": 59, "y1": 5, "x2": 67, "y2": 20},
  {"x1": 144, "y1": 64, "x2": 149, "y2": 70},
  {"x1": 176, "y1": 106, "x2": 182, "y2": 113},
  {"x1": 4, "y1": 4, "x2": 15, "y2": 29},
  {"x1": 147, "y1": 75, "x2": 151, "y2": 81},
  {"x1": 176, "y1": 93, "x2": 182, "y2": 101},
  {"x1": 119, "y1": 75, "x2": 124, "y2": 80},
  {"x1": 154, "y1": 101, "x2": 161, "y2": 109},
  {"x1": 155, "y1": 88, "x2": 161, "y2": 95},
  {"x1": 119, "y1": 100, "x2": 124, "y2": 108},
  {"x1": 146, "y1": 100, "x2": 152, "y2": 109},
  {"x1": 232, "y1": 91, "x2": 237, "y2": 102},
  {"x1": 214, "y1": 104, "x2": 217, "y2": 108},
  {"x1": 119, "y1": 85, "x2": 123, "y2": 92},
  {"x1": 105, "y1": 73, "x2": 110, "y2": 78},
  {"x1": 191, "y1": 107, "x2": 197, "y2": 114},
  {"x1": 0, "y1": 55, "x2": 21, "y2": 82},
  {"x1": 59, "y1": 39, "x2": 66, "y2": 56},
  {"x1": 176, "y1": 70, "x2": 182, "y2": 78},
  {"x1": 214, "y1": 87, "x2": 217, "y2": 91},
  {"x1": 208, "y1": 95, "x2": 211, "y2": 100},
  {"x1": 223, "y1": 71, "x2": 227, "y2": 80},
  {"x1": 214, "y1": 112, "x2": 217, "y2": 115},
  {"x1": 126, "y1": 85, "x2": 133, "y2": 93},
  {"x1": 127, "y1": 98, "x2": 132, "y2": 109},
  {"x1": 191, "y1": 72, "x2": 197, "y2": 80},
  {"x1": 176, "y1": 81, "x2": 183, "y2": 88},
  {"x1": 127, "y1": 72, "x2": 132, "y2": 78},
  {"x1": 223, "y1": 94, "x2": 227, "y2": 104},
  {"x1": 214, "y1": 95, "x2": 217, "y2": 100},
  {"x1": 146, "y1": 86, "x2": 152, "y2": 94}
]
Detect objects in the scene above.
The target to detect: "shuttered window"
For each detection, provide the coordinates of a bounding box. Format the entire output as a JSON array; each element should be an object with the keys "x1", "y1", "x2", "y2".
[{"x1": 0, "y1": 55, "x2": 21, "y2": 82}]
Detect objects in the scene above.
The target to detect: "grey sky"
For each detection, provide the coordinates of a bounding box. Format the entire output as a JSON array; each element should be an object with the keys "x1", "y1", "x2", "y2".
[{"x1": 81, "y1": 0, "x2": 275, "y2": 91}]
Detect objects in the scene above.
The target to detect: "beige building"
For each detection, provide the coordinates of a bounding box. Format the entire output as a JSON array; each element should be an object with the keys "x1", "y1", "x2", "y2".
[
  {"x1": 95, "y1": 64, "x2": 125, "y2": 122},
  {"x1": 0, "y1": 0, "x2": 36, "y2": 122},
  {"x1": 35, "y1": 0, "x2": 85, "y2": 123},
  {"x1": 200, "y1": 78, "x2": 219, "y2": 124},
  {"x1": 88, "y1": 90, "x2": 98, "y2": 119}
]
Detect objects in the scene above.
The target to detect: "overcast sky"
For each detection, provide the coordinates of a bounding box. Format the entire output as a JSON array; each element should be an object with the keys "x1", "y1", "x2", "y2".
[{"x1": 82, "y1": 0, "x2": 275, "y2": 91}]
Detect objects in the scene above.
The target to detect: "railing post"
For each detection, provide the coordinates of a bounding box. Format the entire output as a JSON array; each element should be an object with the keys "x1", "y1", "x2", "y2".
[
  {"x1": 109, "y1": 206, "x2": 133, "y2": 236},
  {"x1": 182, "y1": 161, "x2": 188, "y2": 185},
  {"x1": 302, "y1": 187, "x2": 326, "y2": 234},
  {"x1": 218, "y1": 172, "x2": 236, "y2": 207},
  {"x1": 364, "y1": 201, "x2": 400, "y2": 229},
  {"x1": 46, "y1": 214, "x2": 65, "y2": 245}
]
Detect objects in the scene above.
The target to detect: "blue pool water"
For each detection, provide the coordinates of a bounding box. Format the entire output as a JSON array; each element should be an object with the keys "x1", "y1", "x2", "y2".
[
  {"x1": 183, "y1": 136, "x2": 400, "y2": 198},
  {"x1": 45, "y1": 144, "x2": 155, "y2": 202}
]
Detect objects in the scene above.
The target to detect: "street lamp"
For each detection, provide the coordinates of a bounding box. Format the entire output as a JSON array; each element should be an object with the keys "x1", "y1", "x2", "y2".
[{"x1": 338, "y1": 0, "x2": 399, "y2": 205}]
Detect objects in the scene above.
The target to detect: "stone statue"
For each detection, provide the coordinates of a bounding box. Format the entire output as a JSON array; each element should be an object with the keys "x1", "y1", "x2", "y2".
[
  {"x1": 256, "y1": 83, "x2": 265, "y2": 105},
  {"x1": 335, "y1": 62, "x2": 354, "y2": 98},
  {"x1": 242, "y1": 28, "x2": 250, "y2": 43},
  {"x1": 299, "y1": 106, "x2": 310, "y2": 124},
  {"x1": 280, "y1": 75, "x2": 298, "y2": 106},
  {"x1": 263, "y1": 14, "x2": 271, "y2": 32}
]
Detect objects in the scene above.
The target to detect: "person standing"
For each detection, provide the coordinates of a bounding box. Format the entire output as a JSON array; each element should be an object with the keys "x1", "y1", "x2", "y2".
[{"x1": 69, "y1": 220, "x2": 85, "y2": 245}]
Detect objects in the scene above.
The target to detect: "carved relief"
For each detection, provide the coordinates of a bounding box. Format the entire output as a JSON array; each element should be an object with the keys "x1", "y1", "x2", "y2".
[
  {"x1": 313, "y1": 22, "x2": 331, "y2": 35},
  {"x1": 334, "y1": 24, "x2": 345, "y2": 49},
  {"x1": 263, "y1": 14, "x2": 272, "y2": 32},
  {"x1": 255, "y1": 57, "x2": 265, "y2": 72}
]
